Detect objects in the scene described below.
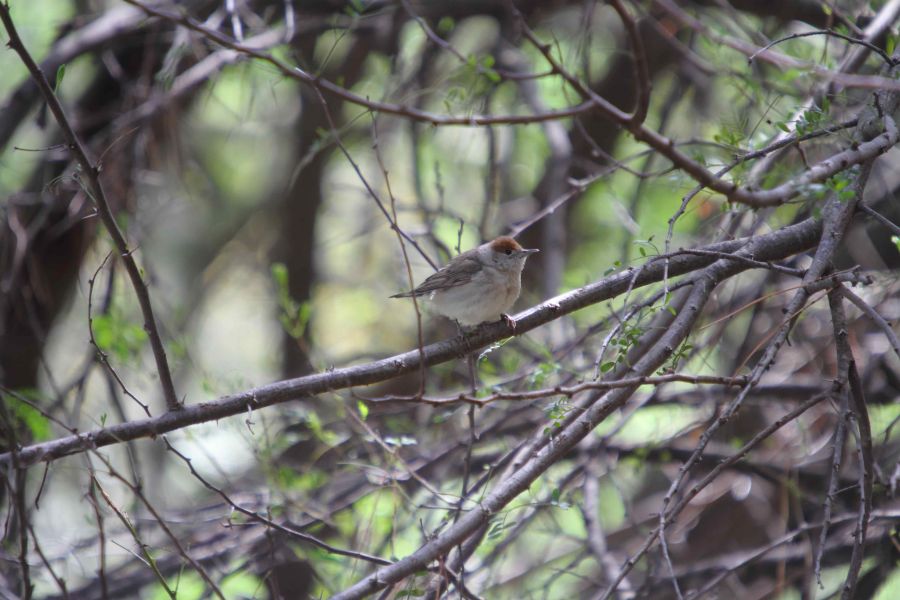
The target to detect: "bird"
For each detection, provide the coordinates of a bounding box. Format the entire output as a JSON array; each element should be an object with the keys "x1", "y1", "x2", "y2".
[{"x1": 391, "y1": 236, "x2": 539, "y2": 327}]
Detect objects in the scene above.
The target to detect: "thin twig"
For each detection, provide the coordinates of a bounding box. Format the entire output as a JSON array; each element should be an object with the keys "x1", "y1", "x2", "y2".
[
  {"x1": 859, "y1": 203, "x2": 900, "y2": 237},
  {"x1": 748, "y1": 29, "x2": 895, "y2": 67},
  {"x1": 840, "y1": 286, "x2": 900, "y2": 359}
]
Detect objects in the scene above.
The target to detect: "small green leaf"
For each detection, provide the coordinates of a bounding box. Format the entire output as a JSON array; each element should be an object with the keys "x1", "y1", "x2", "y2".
[
  {"x1": 21, "y1": 407, "x2": 51, "y2": 440},
  {"x1": 54, "y1": 64, "x2": 66, "y2": 92},
  {"x1": 345, "y1": 0, "x2": 364, "y2": 15},
  {"x1": 838, "y1": 189, "x2": 855, "y2": 201},
  {"x1": 3, "y1": 393, "x2": 52, "y2": 441},
  {"x1": 357, "y1": 400, "x2": 369, "y2": 420},
  {"x1": 436, "y1": 16, "x2": 455, "y2": 35},
  {"x1": 271, "y1": 263, "x2": 311, "y2": 338},
  {"x1": 487, "y1": 518, "x2": 514, "y2": 539},
  {"x1": 271, "y1": 262, "x2": 288, "y2": 288},
  {"x1": 92, "y1": 312, "x2": 148, "y2": 361}
]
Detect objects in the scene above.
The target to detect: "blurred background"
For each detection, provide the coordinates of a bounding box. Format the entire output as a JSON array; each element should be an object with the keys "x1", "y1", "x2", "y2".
[{"x1": 1, "y1": 0, "x2": 899, "y2": 598}]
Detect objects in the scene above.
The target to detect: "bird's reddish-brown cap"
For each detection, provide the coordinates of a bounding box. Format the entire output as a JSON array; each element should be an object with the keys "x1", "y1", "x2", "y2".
[
  {"x1": 488, "y1": 236, "x2": 539, "y2": 254},
  {"x1": 489, "y1": 236, "x2": 524, "y2": 253}
]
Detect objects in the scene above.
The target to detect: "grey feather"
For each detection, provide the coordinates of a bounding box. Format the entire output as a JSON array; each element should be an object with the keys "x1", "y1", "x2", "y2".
[{"x1": 390, "y1": 250, "x2": 481, "y2": 298}]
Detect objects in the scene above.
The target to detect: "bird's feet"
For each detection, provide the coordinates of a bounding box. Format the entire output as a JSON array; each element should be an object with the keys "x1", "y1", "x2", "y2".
[{"x1": 501, "y1": 313, "x2": 517, "y2": 331}]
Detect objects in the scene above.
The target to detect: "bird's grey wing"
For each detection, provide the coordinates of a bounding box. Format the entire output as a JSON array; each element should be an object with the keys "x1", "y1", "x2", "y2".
[{"x1": 395, "y1": 254, "x2": 481, "y2": 297}]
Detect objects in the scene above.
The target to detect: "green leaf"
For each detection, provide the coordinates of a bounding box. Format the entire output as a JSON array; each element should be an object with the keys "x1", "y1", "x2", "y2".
[
  {"x1": 221, "y1": 571, "x2": 264, "y2": 598},
  {"x1": 436, "y1": 16, "x2": 455, "y2": 35},
  {"x1": 54, "y1": 64, "x2": 67, "y2": 92},
  {"x1": 345, "y1": 0, "x2": 365, "y2": 15},
  {"x1": 8, "y1": 399, "x2": 51, "y2": 441},
  {"x1": 92, "y1": 312, "x2": 149, "y2": 361},
  {"x1": 357, "y1": 400, "x2": 369, "y2": 420},
  {"x1": 271, "y1": 262, "x2": 288, "y2": 288},
  {"x1": 529, "y1": 361, "x2": 559, "y2": 387},
  {"x1": 483, "y1": 68, "x2": 501, "y2": 83},
  {"x1": 92, "y1": 314, "x2": 115, "y2": 349},
  {"x1": 487, "y1": 518, "x2": 514, "y2": 539},
  {"x1": 271, "y1": 262, "x2": 311, "y2": 338}
]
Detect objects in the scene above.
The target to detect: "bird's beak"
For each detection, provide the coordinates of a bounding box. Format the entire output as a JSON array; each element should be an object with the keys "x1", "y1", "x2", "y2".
[{"x1": 520, "y1": 248, "x2": 540, "y2": 255}]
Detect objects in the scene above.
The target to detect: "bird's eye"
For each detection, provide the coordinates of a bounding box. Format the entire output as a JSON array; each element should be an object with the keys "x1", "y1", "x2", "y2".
[{"x1": 505, "y1": 249, "x2": 512, "y2": 255}]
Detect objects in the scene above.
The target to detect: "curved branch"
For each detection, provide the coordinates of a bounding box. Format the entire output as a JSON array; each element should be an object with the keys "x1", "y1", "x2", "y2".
[
  {"x1": 609, "y1": 0, "x2": 651, "y2": 125},
  {"x1": 748, "y1": 29, "x2": 896, "y2": 67}
]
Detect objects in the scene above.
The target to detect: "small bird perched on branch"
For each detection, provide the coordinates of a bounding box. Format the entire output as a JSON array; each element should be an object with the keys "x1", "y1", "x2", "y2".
[{"x1": 391, "y1": 236, "x2": 539, "y2": 327}]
